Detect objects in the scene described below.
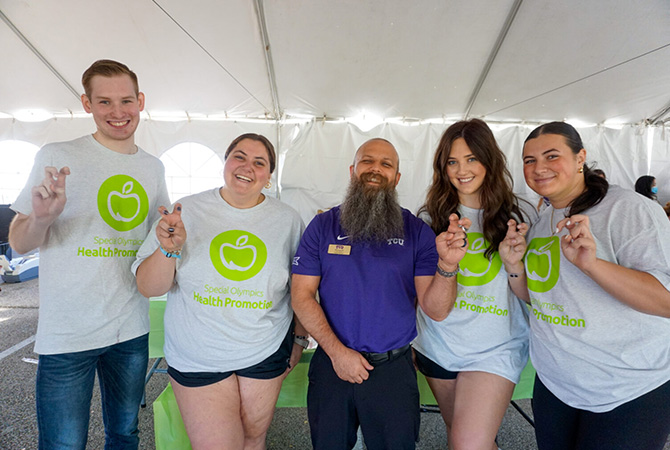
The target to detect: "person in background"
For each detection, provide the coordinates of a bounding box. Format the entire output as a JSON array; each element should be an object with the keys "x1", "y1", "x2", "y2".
[
  {"x1": 635, "y1": 175, "x2": 659, "y2": 202},
  {"x1": 292, "y1": 138, "x2": 469, "y2": 450},
  {"x1": 134, "y1": 133, "x2": 306, "y2": 450},
  {"x1": 413, "y1": 119, "x2": 533, "y2": 450},
  {"x1": 9, "y1": 59, "x2": 169, "y2": 449},
  {"x1": 509, "y1": 121, "x2": 670, "y2": 450}
]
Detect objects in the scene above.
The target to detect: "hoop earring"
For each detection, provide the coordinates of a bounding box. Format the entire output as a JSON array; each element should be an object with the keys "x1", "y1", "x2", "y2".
[
  {"x1": 578, "y1": 166, "x2": 584, "y2": 174},
  {"x1": 265, "y1": 181, "x2": 272, "y2": 189}
]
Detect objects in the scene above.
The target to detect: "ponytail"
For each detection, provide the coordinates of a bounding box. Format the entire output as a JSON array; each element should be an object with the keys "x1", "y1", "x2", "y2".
[{"x1": 568, "y1": 165, "x2": 608, "y2": 215}]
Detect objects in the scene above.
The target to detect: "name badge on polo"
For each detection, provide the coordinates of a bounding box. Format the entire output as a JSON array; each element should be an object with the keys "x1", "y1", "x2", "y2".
[{"x1": 328, "y1": 244, "x2": 351, "y2": 255}]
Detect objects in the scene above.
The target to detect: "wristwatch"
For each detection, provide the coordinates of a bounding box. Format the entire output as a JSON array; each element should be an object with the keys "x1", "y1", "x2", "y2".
[{"x1": 294, "y1": 335, "x2": 309, "y2": 349}]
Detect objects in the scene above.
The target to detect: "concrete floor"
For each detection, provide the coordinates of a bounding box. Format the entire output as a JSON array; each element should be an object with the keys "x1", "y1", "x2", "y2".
[{"x1": 0, "y1": 278, "x2": 667, "y2": 449}]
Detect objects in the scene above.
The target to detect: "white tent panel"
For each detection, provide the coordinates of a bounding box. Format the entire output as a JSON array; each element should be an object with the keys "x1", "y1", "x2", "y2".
[
  {"x1": 135, "y1": 119, "x2": 278, "y2": 159},
  {"x1": 266, "y1": 0, "x2": 516, "y2": 119},
  {"x1": 281, "y1": 121, "x2": 506, "y2": 223},
  {"x1": 1, "y1": 0, "x2": 669, "y2": 123},
  {"x1": 0, "y1": 0, "x2": 273, "y2": 117},
  {"x1": 0, "y1": 21, "x2": 81, "y2": 115},
  {"x1": 492, "y1": 125, "x2": 533, "y2": 197},
  {"x1": 142, "y1": 0, "x2": 274, "y2": 115},
  {"x1": 587, "y1": 126, "x2": 649, "y2": 186},
  {"x1": 480, "y1": 46, "x2": 670, "y2": 124},
  {"x1": 471, "y1": 0, "x2": 670, "y2": 123},
  {"x1": 649, "y1": 127, "x2": 670, "y2": 205},
  {"x1": 0, "y1": 118, "x2": 94, "y2": 148},
  {"x1": 281, "y1": 121, "x2": 652, "y2": 224}
]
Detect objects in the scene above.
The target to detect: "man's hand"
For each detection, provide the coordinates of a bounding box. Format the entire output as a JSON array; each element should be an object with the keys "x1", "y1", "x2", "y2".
[
  {"x1": 330, "y1": 347, "x2": 374, "y2": 384},
  {"x1": 31, "y1": 166, "x2": 70, "y2": 222},
  {"x1": 9, "y1": 166, "x2": 71, "y2": 254}
]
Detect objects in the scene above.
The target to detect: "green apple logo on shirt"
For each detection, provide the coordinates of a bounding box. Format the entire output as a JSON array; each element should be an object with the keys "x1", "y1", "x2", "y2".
[
  {"x1": 524, "y1": 237, "x2": 560, "y2": 293},
  {"x1": 458, "y1": 233, "x2": 502, "y2": 286},
  {"x1": 210, "y1": 230, "x2": 267, "y2": 281},
  {"x1": 97, "y1": 175, "x2": 149, "y2": 231}
]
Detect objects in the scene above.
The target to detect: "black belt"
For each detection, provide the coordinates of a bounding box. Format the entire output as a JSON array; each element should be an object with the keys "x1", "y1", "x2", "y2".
[{"x1": 360, "y1": 344, "x2": 410, "y2": 366}]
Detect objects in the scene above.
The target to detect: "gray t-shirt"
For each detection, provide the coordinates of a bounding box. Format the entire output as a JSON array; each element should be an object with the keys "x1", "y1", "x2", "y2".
[
  {"x1": 414, "y1": 205, "x2": 530, "y2": 383},
  {"x1": 11, "y1": 135, "x2": 169, "y2": 354},
  {"x1": 525, "y1": 185, "x2": 670, "y2": 412},
  {"x1": 132, "y1": 189, "x2": 304, "y2": 372}
]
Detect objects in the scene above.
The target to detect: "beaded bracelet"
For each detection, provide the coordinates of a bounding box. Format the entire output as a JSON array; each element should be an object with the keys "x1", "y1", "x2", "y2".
[
  {"x1": 159, "y1": 245, "x2": 182, "y2": 259},
  {"x1": 436, "y1": 264, "x2": 459, "y2": 278}
]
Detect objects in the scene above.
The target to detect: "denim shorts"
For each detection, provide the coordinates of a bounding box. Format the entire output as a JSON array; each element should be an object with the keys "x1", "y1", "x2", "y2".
[
  {"x1": 168, "y1": 325, "x2": 293, "y2": 387},
  {"x1": 413, "y1": 348, "x2": 458, "y2": 380}
]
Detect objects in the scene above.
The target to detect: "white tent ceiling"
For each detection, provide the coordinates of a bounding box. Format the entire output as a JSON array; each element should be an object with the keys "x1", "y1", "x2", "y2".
[
  {"x1": 2, "y1": 0, "x2": 670, "y2": 222},
  {"x1": 2, "y1": 0, "x2": 670, "y2": 125}
]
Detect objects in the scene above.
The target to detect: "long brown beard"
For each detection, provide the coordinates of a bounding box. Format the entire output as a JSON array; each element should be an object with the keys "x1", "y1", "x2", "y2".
[{"x1": 339, "y1": 172, "x2": 404, "y2": 243}]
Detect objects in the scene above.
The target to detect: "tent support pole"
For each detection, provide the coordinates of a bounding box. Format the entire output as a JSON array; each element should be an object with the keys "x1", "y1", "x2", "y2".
[
  {"x1": 0, "y1": 9, "x2": 80, "y2": 101},
  {"x1": 275, "y1": 121, "x2": 282, "y2": 200},
  {"x1": 462, "y1": 0, "x2": 523, "y2": 120},
  {"x1": 648, "y1": 101, "x2": 670, "y2": 125},
  {"x1": 254, "y1": 0, "x2": 282, "y2": 121},
  {"x1": 253, "y1": 0, "x2": 283, "y2": 198},
  {"x1": 151, "y1": 0, "x2": 270, "y2": 112}
]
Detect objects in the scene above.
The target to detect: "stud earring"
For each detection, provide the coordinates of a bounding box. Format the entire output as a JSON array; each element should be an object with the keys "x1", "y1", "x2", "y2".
[
  {"x1": 578, "y1": 166, "x2": 584, "y2": 174},
  {"x1": 265, "y1": 181, "x2": 272, "y2": 189}
]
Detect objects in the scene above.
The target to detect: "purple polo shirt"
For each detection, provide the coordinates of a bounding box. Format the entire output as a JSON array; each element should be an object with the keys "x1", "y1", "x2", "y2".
[{"x1": 293, "y1": 206, "x2": 438, "y2": 353}]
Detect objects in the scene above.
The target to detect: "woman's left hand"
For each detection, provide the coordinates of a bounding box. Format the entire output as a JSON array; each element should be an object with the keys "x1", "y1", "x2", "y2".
[{"x1": 556, "y1": 214, "x2": 597, "y2": 271}]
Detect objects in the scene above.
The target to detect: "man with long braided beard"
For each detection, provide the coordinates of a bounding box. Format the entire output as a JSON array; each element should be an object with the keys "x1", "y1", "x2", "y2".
[{"x1": 292, "y1": 138, "x2": 470, "y2": 450}]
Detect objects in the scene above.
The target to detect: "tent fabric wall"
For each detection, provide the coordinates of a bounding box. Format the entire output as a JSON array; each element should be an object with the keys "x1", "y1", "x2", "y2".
[
  {"x1": 650, "y1": 127, "x2": 670, "y2": 205},
  {"x1": 0, "y1": 117, "x2": 663, "y2": 226},
  {"x1": 279, "y1": 120, "x2": 654, "y2": 223},
  {"x1": 280, "y1": 121, "x2": 443, "y2": 222},
  {"x1": 0, "y1": 118, "x2": 278, "y2": 159},
  {"x1": 0, "y1": 118, "x2": 281, "y2": 198}
]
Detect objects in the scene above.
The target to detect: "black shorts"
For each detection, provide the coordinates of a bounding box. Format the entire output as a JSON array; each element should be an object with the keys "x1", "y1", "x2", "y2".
[
  {"x1": 413, "y1": 348, "x2": 458, "y2": 380},
  {"x1": 168, "y1": 324, "x2": 293, "y2": 388}
]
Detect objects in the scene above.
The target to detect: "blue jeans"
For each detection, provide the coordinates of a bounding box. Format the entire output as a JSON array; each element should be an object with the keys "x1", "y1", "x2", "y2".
[{"x1": 36, "y1": 333, "x2": 148, "y2": 450}]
